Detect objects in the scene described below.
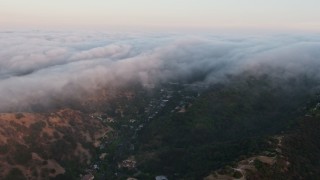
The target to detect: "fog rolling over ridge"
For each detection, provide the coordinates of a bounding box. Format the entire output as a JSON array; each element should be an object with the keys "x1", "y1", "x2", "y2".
[{"x1": 0, "y1": 31, "x2": 320, "y2": 112}]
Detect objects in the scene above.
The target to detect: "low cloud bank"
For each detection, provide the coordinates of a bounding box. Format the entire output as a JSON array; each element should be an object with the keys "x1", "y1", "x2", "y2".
[{"x1": 0, "y1": 31, "x2": 320, "y2": 111}]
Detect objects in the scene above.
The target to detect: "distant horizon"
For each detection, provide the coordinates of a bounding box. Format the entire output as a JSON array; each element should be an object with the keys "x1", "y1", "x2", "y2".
[
  {"x1": 1, "y1": 0, "x2": 320, "y2": 33},
  {"x1": 1, "y1": 26, "x2": 319, "y2": 36}
]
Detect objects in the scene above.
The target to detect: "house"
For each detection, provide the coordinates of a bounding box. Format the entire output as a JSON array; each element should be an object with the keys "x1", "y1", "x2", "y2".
[
  {"x1": 155, "y1": 175, "x2": 168, "y2": 180},
  {"x1": 93, "y1": 164, "x2": 99, "y2": 170},
  {"x1": 81, "y1": 174, "x2": 94, "y2": 180}
]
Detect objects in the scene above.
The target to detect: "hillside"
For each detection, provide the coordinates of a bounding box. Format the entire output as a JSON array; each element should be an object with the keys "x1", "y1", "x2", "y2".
[
  {"x1": 0, "y1": 72, "x2": 319, "y2": 180},
  {"x1": 0, "y1": 109, "x2": 109, "y2": 180},
  {"x1": 75, "y1": 72, "x2": 320, "y2": 180},
  {"x1": 130, "y1": 73, "x2": 314, "y2": 179}
]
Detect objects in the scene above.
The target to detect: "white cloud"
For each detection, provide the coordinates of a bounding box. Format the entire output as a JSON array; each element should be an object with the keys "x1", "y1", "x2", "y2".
[{"x1": 0, "y1": 31, "x2": 320, "y2": 111}]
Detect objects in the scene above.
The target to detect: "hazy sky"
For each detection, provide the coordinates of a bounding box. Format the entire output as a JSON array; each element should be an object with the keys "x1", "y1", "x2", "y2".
[{"x1": 1, "y1": 0, "x2": 320, "y2": 31}]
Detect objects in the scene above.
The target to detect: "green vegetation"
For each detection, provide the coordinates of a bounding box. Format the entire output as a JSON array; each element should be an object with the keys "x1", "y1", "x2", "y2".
[
  {"x1": 131, "y1": 74, "x2": 315, "y2": 179},
  {"x1": 83, "y1": 73, "x2": 320, "y2": 179},
  {"x1": 10, "y1": 143, "x2": 32, "y2": 165},
  {"x1": 282, "y1": 116, "x2": 320, "y2": 179},
  {"x1": 30, "y1": 121, "x2": 46, "y2": 132},
  {"x1": 15, "y1": 113, "x2": 25, "y2": 119},
  {"x1": 233, "y1": 170, "x2": 243, "y2": 178},
  {"x1": 0, "y1": 144, "x2": 9, "y2": 154},
  {"x1": 3, "y1": 73, "x2": 316, "y2": 180},
  {"x1": 4, "y1": 168, "x2": 26, "y2": 180}
]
